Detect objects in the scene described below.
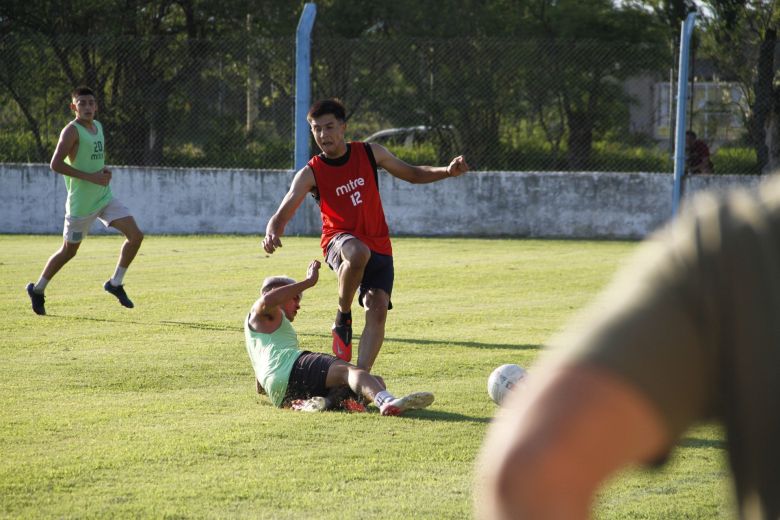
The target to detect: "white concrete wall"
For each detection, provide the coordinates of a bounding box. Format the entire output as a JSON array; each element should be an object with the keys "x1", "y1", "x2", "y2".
[{"x1": 0, "y1": 163, "x2": 763, "y2": 239}]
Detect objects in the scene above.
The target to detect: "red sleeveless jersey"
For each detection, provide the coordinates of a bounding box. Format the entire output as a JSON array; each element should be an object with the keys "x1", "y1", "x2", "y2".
[{"x1": 308, "y1": 142, "x2": 392, "y2": 256}]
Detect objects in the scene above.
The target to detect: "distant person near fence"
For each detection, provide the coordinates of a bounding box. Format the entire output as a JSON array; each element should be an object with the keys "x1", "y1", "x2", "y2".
[{"x1": 685, "y1": 130, "x2": 714, "y2": 174}]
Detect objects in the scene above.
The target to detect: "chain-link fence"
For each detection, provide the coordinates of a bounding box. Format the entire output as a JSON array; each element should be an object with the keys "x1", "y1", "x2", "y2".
[{"x1": 0, "y1": 31, "x2": 760, "y2": 173}]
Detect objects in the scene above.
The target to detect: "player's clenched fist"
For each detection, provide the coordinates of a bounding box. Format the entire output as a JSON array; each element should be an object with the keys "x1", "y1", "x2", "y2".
[{"x1": 447, "y1": 155, "x2": 470, "y2": 177}]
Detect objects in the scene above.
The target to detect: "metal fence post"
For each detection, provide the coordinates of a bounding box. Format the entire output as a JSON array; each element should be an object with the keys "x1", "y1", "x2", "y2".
[
  {"x1": 294, "y1": 3, "x2": 317, "y2": 170},
  {"x1": 672, "y1": 11, "x2": 697, "y2": 216}
]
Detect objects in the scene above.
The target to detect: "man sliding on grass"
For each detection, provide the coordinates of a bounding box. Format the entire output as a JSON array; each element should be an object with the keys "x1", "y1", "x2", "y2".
[{"x1": 244, "y1": 259, "x2": 434, "y2": 415}]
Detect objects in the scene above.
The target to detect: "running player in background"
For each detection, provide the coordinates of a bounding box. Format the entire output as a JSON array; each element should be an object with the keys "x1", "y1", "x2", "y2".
[{"x1": 26, "y1": 86, "x2": 143, "y2": 315}]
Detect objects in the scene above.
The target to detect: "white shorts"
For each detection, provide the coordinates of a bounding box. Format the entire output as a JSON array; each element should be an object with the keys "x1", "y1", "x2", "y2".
[{"x1": 63, "y1": 198, "x2": 132, "y2": 243}]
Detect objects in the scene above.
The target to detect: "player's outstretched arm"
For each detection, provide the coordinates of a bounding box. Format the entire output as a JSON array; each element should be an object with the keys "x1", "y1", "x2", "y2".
[
  {"x1": 371, "y1": 143, "x2": 469, "y2": 184},
  {"x1": 262, "y1": 166, "x2": 316, "y2": 254},
  {"x1": 475, "y1": 364, "x2": 669, "y2": 520}
]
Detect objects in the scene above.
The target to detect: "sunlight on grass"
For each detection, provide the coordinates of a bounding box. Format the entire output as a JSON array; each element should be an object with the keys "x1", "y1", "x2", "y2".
[{"x1": 0, "y1": 235, "x2": 728, "y2": 518}]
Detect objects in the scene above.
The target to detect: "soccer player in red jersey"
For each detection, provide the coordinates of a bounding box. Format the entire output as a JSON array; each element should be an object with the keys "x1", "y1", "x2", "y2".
[{"x1": 262, "y1": 99, "x2": 469, "y2": 372}]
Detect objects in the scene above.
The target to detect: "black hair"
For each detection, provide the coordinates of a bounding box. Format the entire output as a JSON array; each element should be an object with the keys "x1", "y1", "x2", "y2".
[
  {"x1": 308, "y1": 98, "x2": 346, "y2": 122},
  {"x1": 71, "y1": 85, "x2": 96, "y2": 100}
]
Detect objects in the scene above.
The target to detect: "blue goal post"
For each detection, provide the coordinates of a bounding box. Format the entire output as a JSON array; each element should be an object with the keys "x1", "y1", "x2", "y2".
[
  {"x1": 672, "y1": 11, "x2": 697, "y2": 216},
  {"x1": 294, "y1": 3, "x2": 317, "y2": 171}
]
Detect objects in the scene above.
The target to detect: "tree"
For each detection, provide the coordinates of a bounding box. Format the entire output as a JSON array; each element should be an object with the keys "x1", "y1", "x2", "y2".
[
  {"x1": 524, "y1": 0, "x2": 668, "y2": 169},
  {"x1": 0, "y1": 0, "x2": 299, "y2": 166},
  {"x1": 699, "y1": 0, "x2": 778, "y2": 173}
]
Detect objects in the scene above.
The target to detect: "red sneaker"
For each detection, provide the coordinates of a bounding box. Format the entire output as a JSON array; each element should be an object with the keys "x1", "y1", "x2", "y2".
[
  {"x1": 341, "y1": 398, "x2": 367, "y2": 413},
  {"x1": 331, "y1": 320, "x2": 352, "y2": 362}
]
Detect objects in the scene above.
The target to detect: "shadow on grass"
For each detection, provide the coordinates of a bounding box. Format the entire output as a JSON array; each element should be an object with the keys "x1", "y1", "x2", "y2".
[
  {"x1": 300, "y1": 332, "x2": 542, "y2": 352},
  {"x1": 678, "y1": 437, "x2": 727, "y2": 450},
  {"x1": 51, "y1": 314, "x2": 538, "y2": 350},
  {"x1": 158, "y1": 320, "x2": 237, "y2": 331},
  {"x1": 387, "y1": 337, "x2": 542, "y2": 352},
  {"x1": 49, "y1": 314, "x2": 236, "y2": 332},
  {"x1": 404, "y1": 409, "x2": 492, "y2": 424}
]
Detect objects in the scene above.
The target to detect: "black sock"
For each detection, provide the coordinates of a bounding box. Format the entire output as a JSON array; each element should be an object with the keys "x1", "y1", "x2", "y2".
[{"x1": 336, "y1": 310, "x2": 352, "y2": 326}]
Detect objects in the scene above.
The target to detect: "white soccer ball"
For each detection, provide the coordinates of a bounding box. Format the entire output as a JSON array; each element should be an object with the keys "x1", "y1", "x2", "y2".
[{"x1": 487, "y1": 364, "x2": 527, "y2": 405}]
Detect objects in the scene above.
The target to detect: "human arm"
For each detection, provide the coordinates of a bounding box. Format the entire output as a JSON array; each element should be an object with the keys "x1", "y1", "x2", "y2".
[
  {"x1": 49, "y1": 124, "x2": 112, "y2": 186},
  {"x1": 262, "y1": 166, "x2": 317, "y2": 254},
  {"x1": 475, "y1": 363, "x2": 670, "y2": 520},
  {"x1": 370, "y1": 143, "x2": 469, "y2": 184},
  {"x1": 249, "y1": 260, "x2": 321, "y2": 329},
  {"x1": 475, "y1": 200, "x2": 730, "y2": 518}
]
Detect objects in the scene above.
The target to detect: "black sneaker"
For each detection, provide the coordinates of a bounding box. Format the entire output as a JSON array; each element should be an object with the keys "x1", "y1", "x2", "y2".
[
  {"x1": 104, "y1": 280, "x2": 134, "y2": 308},
  {"x1": 26, "y1": 282, "x2": 46, "y2": 315},
  {"x1": 331, "y1": 320, "x2": 352, "y2": 362}
]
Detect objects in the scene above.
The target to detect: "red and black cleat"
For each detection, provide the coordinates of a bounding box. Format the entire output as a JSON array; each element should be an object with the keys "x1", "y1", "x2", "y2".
[{"x1": 331, "y1": 319, "x2": 352, "y2": 362}]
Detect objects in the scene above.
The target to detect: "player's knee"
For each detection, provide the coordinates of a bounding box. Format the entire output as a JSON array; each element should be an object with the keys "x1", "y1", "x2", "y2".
[
  {"x1": 61, "y1": 243, "x2": 80, "y2": 259},
  {"x1": 326, "y1": 361, "x2": 352, "y2": 388},
  {"x1": 128, "y1": 229, "x2": 144, "y2": 247},
  {"x1": 343, "y1": 242, "x2": 371, "y2": 268},
  {"x1": 364, "y1": 290, "x2": 389, "y2": 320}
]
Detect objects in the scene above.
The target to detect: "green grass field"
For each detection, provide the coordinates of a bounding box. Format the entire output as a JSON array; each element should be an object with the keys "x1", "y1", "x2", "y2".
[{"x1": 1, "y1": 235, "x2": 731, "y2": 518}]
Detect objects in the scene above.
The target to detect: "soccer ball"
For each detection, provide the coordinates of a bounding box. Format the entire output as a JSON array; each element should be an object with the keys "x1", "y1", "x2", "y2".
[{"x1": 487, "y1": 364, "x2": 526, "y2": 405}]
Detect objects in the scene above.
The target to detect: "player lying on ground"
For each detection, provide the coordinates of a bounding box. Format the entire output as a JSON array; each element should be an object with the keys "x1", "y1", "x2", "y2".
[{"x1": 244, "y1": 259, "x2": 434, "y2": 415}]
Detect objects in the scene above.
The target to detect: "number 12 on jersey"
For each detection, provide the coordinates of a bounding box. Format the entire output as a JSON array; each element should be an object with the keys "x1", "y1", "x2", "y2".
[{"x1": 350, "y1": 191, "x2": 362, "y2": 206}]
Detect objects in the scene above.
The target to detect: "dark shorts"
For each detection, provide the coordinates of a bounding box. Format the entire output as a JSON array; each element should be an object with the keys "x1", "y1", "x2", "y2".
[
  {"x1": 283, "y1": 351, "x2": 337, "y2": 403},
  {"x1": 325, "y1": 233, "x2": 394, "y2": 310}
]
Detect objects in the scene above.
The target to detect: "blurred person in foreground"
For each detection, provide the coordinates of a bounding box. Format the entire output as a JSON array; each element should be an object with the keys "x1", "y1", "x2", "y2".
[
  {"x1": 26, "y1": 86, "x2": 143, "y2": 315},
  {"x1": 475, "y1": 177, "x2": 780, "y2": 519},
  {"x1": 245, "y1": 259, "x2": 434, "y2": 415},
  {"x1": 262, "y1": 98, "x2": 469, "y2": 371}
]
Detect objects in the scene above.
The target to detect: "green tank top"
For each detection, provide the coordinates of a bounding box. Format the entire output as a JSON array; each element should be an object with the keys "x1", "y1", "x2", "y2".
[
  {"x1": 64, "y1": 120, "x2": 112, "y2": 217},
  {"x1": 244, "y1": 313, "x2": 304, "y2": 407}
]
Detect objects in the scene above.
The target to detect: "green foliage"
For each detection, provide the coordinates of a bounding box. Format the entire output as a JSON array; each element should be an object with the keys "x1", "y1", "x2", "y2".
[
  {"x1": 489, "y1": 137, "x2": 671, "y2": 172},
  {"x1": 1, "y1": 1, "x2": 673, "y2": 171},
  {"x1": 0, "y1": 131, "x2": 55, "y2": 163},
  {"x1": 163, "y1": 138, "x2": 292, "y2": 169},
  {"x1": 698, "y1": 0, "x2": 779, "y2": 172},
  {"x1": 713, "y1": 146, "x2": 760, "y2": 175},
  {"x1": 384, "y1": 143, "x2": 439, "y2": 165},
  {"x1": 590, "y1": 140, "x2": 672, "y2": 172},
  {"x1": 2, "y1": 235, "x2": 730, "y2": 518}
]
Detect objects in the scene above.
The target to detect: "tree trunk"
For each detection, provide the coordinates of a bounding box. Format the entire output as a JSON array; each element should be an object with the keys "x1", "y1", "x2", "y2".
[
  {"x1": 766, "y1": 87, "x2": 780, "y2": 173},
  {"x1": 752, "y1": 27, "x2": 775, "y2": 174},
  {"x1": 566, "y1": 112, "x2": 593, "y2": 170}
]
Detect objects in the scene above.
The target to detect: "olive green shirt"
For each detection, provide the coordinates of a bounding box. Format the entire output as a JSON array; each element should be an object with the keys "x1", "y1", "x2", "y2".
[{"x1": 552, "y1": 177, "x2": 780, "y2": 519}]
